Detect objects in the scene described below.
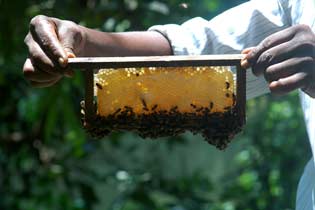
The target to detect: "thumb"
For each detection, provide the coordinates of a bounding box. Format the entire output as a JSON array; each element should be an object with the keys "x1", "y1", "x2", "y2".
[
  {"x1": 57, "y1": 26, "x2": 77, "y2": 77},
  {"x1": 55, "y1": 21, "x2": 80, "y2": 67},
  {"x1": 241, "y1": 47, "x2": 255, "y2": 55},
  {"x1": 63, "y1": 49, "x2": 75, "y2": 78},
  {"x1": 241, "y1": 47, "x2": 255, "y2": 69}
]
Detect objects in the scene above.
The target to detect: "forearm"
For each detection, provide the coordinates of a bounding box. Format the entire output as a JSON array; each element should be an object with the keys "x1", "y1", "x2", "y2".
[
  {"x1": 23, "y1": 15, "x2": 173, "y2": 88},
  {"x1": 79, "y1": 27, "x2": 173, "y2": 57}
]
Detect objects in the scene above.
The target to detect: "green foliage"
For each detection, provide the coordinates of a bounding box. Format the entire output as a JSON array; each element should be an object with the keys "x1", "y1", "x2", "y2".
[{"x1": 0, "y1": 0, "x2": 311, "y2": 210}]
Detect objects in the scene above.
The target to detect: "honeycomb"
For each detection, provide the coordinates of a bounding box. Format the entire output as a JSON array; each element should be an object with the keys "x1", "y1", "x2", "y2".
[
  {"x1": 83, "y1": 66, "x2": 241, "y2": 150},
  {"x1": 95, "y1": 66, "x2": 235, "y2": 115}
]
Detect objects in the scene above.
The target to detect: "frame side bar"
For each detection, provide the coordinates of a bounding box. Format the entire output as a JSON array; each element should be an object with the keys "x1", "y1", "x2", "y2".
[
  {"x1": 84, "y1": 69, "x2": 95, "y2": 123},
  {"x1": 236, "y1": 64, "x2": 246, "y2": 126}
]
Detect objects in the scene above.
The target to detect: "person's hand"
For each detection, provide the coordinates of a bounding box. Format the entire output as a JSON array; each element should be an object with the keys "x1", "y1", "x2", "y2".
[
  {"x1": 241, "y1": 24, "x2": 315, "y2": 98},
  {"x1": 23, "y1": 15, "x2": 86, "y2": 88}
]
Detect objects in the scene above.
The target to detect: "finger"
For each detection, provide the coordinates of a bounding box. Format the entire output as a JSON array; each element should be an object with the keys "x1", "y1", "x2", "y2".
[
  {"x1": 57, "y1": 24, "x2": 77, "y2": 56},
  {"x1": 24, "y1": 67, "x2": 61, "y2": 83},
  {"x1": 30, "y1": 15, "x2": 68, "y2": 67},
  {"x1": 241, "y1": 47, "x2": 255, "y2": 69},
  {"x1": 30, "y1": 79, "x2": 60, "y2": 88},
  {"x1": 25, "y1": 34, "x2": 63, "y2": 76},
  {"x1": 264, "y1": 57, "x2": 313, "y2": 82},
  {"x1": 252, "y1": 41, "x2": 297, "y2": 76},
  {"x1": 23, "y1": 57, "x2": 35, "y2": 75},
  {"x1": 26, "y1": 31, "x2": 74, "y2": 78},
  {"x1": 241, "y1": 47, "x2": 255, "y2": 55},
  {"x1": 269, "y1": 72, "x2": 309, "y2": 95},
  {"x1": 56, "y1": 23, "x2": 78, "y2": 77},
  {"x1": 23, "y1": 58, "x2": 61, "y2": 82},
  {"x1": 27, "y1": 34, "x2": 75, "y2": 77},
  {"x1": 246, "y1": 27, "x2": 296, "y2": 66},
  {"x1": 63, "y1": 52, "x2": 75, "y2": 78}
]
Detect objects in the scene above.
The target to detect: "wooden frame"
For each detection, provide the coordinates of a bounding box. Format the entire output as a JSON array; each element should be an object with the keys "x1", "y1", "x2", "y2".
[{"x1": 68, "y1": 54, "x2": 246, "y2": 127}]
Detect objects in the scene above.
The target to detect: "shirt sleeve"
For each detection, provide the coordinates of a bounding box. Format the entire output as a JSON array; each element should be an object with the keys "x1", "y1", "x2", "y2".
[
  {"x1": 149, "y1": 0, "x2": 292, "y2": 99},
  {"x1": 290, "y1": 0, "x2": 315, "y2": 168},
  {"x1": 150, "y1": 0, "x2": 315, "y2": 206},
  {"x1": 295, "y1": 158, "x2": 315, "y2": 210}
]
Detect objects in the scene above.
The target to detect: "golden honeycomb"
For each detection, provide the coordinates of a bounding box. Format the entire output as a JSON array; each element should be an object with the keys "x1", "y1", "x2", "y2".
[
  {"x1": 95, "y1": 66, "x2": 235, "y2": 116},
  {"x1": 84, "y1": 66, "x2": 241, "y2": 150}
]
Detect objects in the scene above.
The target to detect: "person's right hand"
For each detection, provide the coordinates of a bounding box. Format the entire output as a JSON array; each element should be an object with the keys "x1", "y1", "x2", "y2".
[{"x1": 23, "y1": 15, "x2": 86, "y2": 88}]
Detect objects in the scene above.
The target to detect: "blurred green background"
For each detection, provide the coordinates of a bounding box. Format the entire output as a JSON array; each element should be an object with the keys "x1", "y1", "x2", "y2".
[{"x1": 0, "y1": 0, "x2": 312, "y2": 209}]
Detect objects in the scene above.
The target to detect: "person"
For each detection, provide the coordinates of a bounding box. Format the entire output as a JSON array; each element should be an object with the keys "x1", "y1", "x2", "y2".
[{"x1": 23, "y1": 0, "x2": 314, "y2": 208}]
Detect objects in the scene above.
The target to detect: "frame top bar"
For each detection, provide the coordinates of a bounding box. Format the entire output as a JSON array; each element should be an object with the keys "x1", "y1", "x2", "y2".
[{"x1": 68, "y1": 54, "x2": 245, "y2": 69}]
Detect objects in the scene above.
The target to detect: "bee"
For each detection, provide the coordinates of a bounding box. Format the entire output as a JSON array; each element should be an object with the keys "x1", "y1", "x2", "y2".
[
  {"x1": 210, "y1": 102, "x2": 214, "y2": 109},
  {"x1": 232, "y1": 94, "x2": 237, "y2": 105},
  {"x1": 96, "y1": 83, "x2": 103, "y2": 89},
  {"x1": 225, "y1": 82, "x2": 230, "y2": 89},
  {"x1": 196, "y1": 107, "x2": 203, "y2": 112},
  {"x1": 113, "y1": 108, "x2": 121, "y2": 115},
  {"x1": 124, "y1": 106, "x2": 132, "y2": 111},
  {"x1": 141, "y1": 98, "x2": 148, "y2": 110},
  {"x1": 171, "y1": 106, "x2": 178, "y2": 112},
  {"x1": 152, "y1": 104, "x2": 158, "y2": 111}
]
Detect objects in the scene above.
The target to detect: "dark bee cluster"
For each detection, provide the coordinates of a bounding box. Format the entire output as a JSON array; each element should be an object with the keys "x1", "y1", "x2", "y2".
[{"x1": 81, "y1": 100, "x2": 243, "y2": 150}]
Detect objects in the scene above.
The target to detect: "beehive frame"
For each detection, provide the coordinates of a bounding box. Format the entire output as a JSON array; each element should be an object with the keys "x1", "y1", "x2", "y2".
[{"x1": 68, "y1": 54, "x2": 246, "y2": 133}]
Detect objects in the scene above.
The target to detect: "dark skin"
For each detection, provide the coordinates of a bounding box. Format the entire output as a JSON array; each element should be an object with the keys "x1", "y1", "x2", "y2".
[
  {"x1": 242, "y1": 24, "x2": 315, "y2": 98},
  {"x1": 23, "y1": 15, "x2": 315, "y2": 98},
  {"x1": 23, "y1": 15, "x2": 172, "y2": 87}
]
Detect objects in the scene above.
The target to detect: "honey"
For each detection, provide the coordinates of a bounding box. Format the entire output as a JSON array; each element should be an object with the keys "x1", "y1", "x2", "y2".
[
  {"x1": 95, "y1": 66, "x2": 235, "y2": 116},
  {"x1": 68, "y1": 55, "x2": 245, "y2": 150},
  {"x1": 80, "y1": 66, "x2": 242, "y2": 150}
]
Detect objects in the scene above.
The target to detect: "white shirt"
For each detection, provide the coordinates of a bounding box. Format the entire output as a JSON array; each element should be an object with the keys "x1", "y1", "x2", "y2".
[{"x1": 149, "y1": 0, "x2": 315, "y2": 209}]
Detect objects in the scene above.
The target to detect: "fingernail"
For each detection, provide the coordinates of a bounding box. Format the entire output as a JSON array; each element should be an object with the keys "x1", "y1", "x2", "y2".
[
  {"x1": 241, "y1": 59, "x2": 250, "y2": 69},
  {"x1": 269, "y1": 81, "x2": 278, "y2": 89},
  {"x1": 244, "y1": 53, "x2": 251, "y2": 60},
  {"x1": 58, "y1": 57, "x2": 67, "y2": 68},
  {"x1": 241, "y1": 49, "x2": 248, "y2": 54},
  {"x1": 67, "y1": 52, "x2": 76, "y2": 58}
]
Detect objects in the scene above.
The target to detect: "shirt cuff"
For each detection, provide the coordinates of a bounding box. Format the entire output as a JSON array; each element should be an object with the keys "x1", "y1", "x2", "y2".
[{"x1": 148, "y1": 24, "x2": 189, "y2": 56}]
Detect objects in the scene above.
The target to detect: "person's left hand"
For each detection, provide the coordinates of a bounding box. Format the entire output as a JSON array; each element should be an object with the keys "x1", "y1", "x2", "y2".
[{"x1": 241, "y1": 24, "x2": 315, "y2": 98}]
